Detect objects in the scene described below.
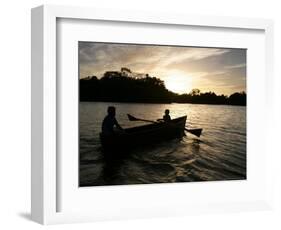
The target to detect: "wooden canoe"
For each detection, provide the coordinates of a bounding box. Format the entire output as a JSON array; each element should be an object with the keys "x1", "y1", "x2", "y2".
[{"x1": 100, "y1": 115, "x2": 187, "y2": 152}]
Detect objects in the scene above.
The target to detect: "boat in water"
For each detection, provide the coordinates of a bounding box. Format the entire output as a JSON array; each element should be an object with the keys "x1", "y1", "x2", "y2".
[{"x1": 100, "y1": 115, "x2": 187, "y2": 153}]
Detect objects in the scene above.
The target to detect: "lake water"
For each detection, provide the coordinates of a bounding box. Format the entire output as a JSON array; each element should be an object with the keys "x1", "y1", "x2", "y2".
[{"x1": 79, "y1": 102, "x2": 246, "y2": 186}]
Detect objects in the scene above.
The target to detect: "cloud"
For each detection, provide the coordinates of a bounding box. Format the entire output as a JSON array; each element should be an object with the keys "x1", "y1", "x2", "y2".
[
  {"x1": 224, "y1": 63, "x2": 246, "y2": 69},
  {"x1": 79, "y1": 42, "x2": 230, "y2": 77},
  {"x1": 79, "y1": 42, "x2": 246, "y2": 95}
]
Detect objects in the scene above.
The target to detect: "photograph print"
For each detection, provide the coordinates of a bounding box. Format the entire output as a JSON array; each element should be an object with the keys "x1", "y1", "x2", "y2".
[{"x1": 79, "y1": 42, "x2": 246, "y2": 187}]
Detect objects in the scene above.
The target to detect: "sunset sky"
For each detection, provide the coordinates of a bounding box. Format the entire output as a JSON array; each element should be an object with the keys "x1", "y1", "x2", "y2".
[{"x1": 79, "y1": 42, "x2": 246, "y2": 96}]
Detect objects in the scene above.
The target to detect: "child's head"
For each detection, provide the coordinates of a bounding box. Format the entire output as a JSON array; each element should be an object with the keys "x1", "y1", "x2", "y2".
[
  {"x1": 165, "y1": 109, "x2": 170, "y2": 115},
  {"x1": 107, "y1": 106, "x2": 116, "y2": 117}
]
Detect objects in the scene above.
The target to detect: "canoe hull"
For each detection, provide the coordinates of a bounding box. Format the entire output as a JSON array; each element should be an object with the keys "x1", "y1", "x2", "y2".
[{"x1": 100, "y1": 116, "x2": 187, "y2": 152}]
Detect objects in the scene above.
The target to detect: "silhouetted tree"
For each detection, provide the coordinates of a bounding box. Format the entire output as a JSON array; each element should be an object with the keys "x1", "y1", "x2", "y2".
[
  {"x1": 228, "y1": 92, "x2": 246, "y2": 105},
  {"x1": 80, "y1": 72, "x2": 246, "y2": 106},
  {"x1": 190, "y1": 89, "x2": 201, "y2": 96}
]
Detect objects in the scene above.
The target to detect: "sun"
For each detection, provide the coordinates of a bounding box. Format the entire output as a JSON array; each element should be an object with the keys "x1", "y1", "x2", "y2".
[{"x1": 164, "y1": 74, "x2": 192, "y2": 94}]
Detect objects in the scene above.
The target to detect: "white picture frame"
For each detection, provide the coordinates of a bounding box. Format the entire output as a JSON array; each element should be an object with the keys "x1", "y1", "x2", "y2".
[{"x1": 31, "y1": 4, "x2": 274, "y2": 225}]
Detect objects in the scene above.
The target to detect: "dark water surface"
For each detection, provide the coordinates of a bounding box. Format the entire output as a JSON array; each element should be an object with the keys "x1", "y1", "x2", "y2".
[{"x1": 79, "y1": 102, "x2": 246, "y2": 186}]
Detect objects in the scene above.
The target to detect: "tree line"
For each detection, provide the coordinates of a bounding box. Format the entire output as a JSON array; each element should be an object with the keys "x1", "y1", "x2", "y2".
[{"x1": 80, "y1": 71, "x2": 246, "y2": 106}]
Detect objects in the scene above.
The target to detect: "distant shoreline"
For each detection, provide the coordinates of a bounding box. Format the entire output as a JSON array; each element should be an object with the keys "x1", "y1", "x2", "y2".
[
  {"x1": 79, "y1": 100, "x2": 246, "y2": 106},
  {"x1": 80, "y1": 71, "x2": 246, "y2": 106}
]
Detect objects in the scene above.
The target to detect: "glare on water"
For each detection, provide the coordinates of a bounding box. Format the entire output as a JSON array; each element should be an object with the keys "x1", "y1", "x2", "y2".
[{"x1": 79, "y1": 102, "x2": 246, "y2": 186}]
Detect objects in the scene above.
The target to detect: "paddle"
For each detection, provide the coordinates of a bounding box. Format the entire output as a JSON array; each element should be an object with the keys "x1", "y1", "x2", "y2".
[
  {"x1": 127, "y1": 114, "x2": 156, "y2": 123},
  {"x1": 127, "y1": 114, "x2": 202, "y2": 137},
  {"x1": 185, "y1": 128, "x2": 202, "y2": 138}
]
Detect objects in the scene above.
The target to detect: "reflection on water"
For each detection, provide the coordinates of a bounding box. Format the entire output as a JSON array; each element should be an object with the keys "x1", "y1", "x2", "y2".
[{"x1": 79, "y1": 102, "x2": 246, "y2": 186}]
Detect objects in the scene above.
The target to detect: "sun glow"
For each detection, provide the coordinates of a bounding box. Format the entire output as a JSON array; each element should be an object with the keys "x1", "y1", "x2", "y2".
[{"x1": 164, "y1": 74, "x2": 192, "y2": 94}]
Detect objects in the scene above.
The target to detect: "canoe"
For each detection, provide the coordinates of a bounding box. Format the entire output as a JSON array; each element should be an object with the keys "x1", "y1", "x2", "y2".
[{"x1": 100, "y1": 115, "x2": 187, "y2": 152}]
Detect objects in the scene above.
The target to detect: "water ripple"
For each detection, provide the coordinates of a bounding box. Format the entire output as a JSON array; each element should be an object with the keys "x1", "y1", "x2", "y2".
[{"x1": 79, "y1": 102, "x2": 246, "y2": 186}]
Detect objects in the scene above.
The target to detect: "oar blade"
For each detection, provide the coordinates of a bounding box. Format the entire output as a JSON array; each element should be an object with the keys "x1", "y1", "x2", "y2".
[
  {"x1": 127, "y1": 114, "x2": 138, "y2": 121},
  {"x1": 186, "y1": 128, "x2": 202, "y2": 137}
]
